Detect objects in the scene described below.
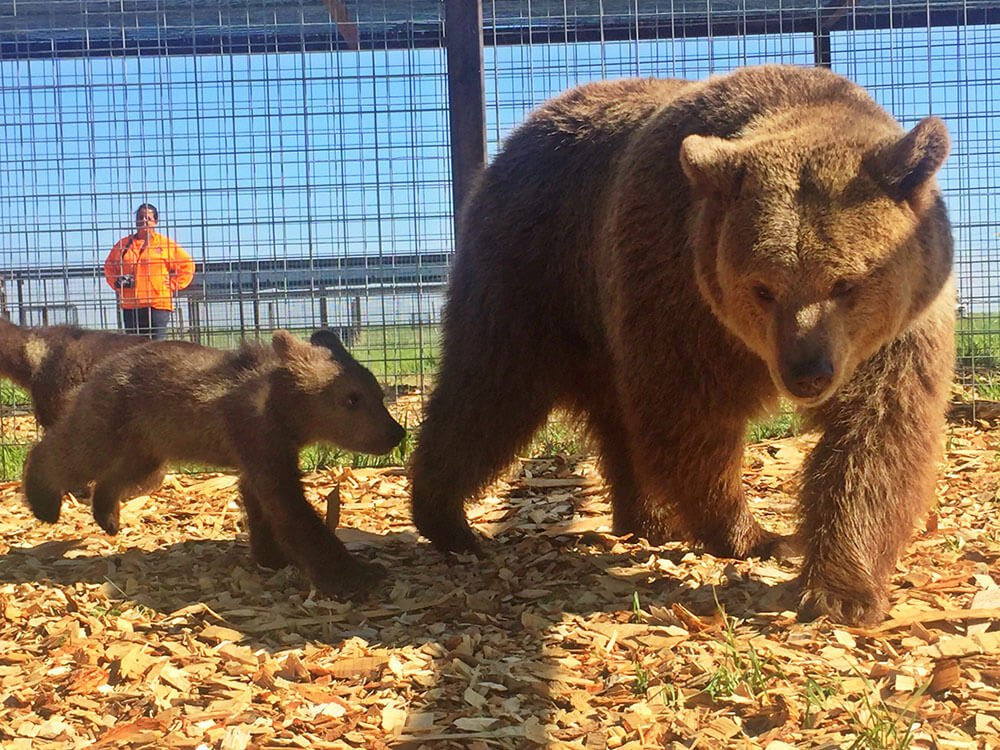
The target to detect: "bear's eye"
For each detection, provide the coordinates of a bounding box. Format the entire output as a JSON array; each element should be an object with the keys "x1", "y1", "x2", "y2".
[
  {"x1": 753, "y1": 285, "x2": 776, "y2": 303},
  {"x1": 345, "y1": 393, "x2": 361, "y2": 409},
  {"x1": 830, "y1": 279, "x2": 855, "y2": 299}
]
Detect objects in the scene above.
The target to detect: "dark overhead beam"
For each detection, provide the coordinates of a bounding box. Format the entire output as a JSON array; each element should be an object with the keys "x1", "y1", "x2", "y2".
[{"x1": 3, "y1": 5, "x2": 997, "y2": 60}]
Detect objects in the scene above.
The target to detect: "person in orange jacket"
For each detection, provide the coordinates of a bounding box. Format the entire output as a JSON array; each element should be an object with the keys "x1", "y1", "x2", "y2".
[{"x1": 104, "y1": 203, "x2": 194, "y2": 340}]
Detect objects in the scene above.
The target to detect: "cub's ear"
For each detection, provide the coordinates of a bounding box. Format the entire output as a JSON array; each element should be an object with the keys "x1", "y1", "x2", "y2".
[
  {"x1": 867, "y1": 116, "x2": 950, "y2": 202},
  {"x1": 310, "y1": 328, "x2": 352, "y2": 363},
  {"x1": 679, "y1": 134, "x2": 745, "y2": 197},
  {"x1": 271, "y1": 329, "x2": 304, "y2": 361}
]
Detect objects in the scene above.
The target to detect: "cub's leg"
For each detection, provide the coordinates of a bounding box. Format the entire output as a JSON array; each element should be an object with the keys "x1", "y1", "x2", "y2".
[
  {"x1": 238, "y1": 451, "x2": 380, "y2": 598},
  {"x1": 409, "y1": 361, "x2": 555, "y2": 554},
  {"x1": 798, "y1": 317, "x2": 952, "y2": 626},
  {"x1": 22, "y1": 438, "x2": 72, "y2": 523},
  {"x1": 241, "y1": 490, "x2": 290, "y2": 570},
  {"x1": 130, "y1": 464, "x2": 167, "y2": 497},
  {"x1": 91, "y1": 454, "x2": 162, "y2": 535}
]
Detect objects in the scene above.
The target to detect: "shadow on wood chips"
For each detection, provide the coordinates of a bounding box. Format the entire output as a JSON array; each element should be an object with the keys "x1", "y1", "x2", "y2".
[{"x1": 0, "y1": 417, "x2": 998, "y2": 749}]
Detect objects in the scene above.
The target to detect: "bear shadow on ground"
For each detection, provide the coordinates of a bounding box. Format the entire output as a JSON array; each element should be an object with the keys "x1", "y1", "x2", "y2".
[{"x1": 0, "y1": 514, "x2": 804, "y2": 745}]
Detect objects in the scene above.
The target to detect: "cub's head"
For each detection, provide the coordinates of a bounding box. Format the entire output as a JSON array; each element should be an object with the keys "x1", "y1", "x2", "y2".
[
  {"x1": 271, "y1": 329, "x2": 405, "y2": 454},
  {"x1": 679, "y1": 114, "x2": 953, "y2": 406}
]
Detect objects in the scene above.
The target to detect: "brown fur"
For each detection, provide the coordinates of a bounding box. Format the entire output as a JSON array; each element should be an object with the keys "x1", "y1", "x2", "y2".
[
  {"x1": 409, "y1": 65, "x2": 955, "y2": 626},
  {"x1": 0, "y1": 317, "x2": 146, "y2": 428},
  {"x1": 22, "y1": 329, "x2": 405, "y2": 598}
]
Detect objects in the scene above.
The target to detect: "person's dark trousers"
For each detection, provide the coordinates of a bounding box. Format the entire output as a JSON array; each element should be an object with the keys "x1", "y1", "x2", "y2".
[{"x1": 121, "y1": 307, "x2": 170, "y2": 341}]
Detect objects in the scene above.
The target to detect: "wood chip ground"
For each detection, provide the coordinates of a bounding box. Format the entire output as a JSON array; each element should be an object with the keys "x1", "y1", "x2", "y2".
[{"x1": 1, "y1": 406, "x2": 998, "y2": 749}]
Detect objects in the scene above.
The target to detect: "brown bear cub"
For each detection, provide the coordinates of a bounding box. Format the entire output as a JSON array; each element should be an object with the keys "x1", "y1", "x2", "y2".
[
  {"x1": 409, "y1": 65, "x2": 955, "y2": 626},
  {"x1": 23, "y1": 329, "x2": 405, "y2": 597},
  {"x1": 0, "y1": 316, "x2": 146, "y2": 428}
]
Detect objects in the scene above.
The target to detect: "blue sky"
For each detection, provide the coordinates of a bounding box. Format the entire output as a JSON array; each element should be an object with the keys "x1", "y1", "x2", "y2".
[{"x1": 0, "y1": 25, "x2": 998, "y2": 317}]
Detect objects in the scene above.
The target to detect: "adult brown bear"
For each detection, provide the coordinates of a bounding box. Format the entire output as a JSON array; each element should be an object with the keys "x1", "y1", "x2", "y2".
[{"x1": 409, "y1": 65, "x2": 955, "y2": 626}]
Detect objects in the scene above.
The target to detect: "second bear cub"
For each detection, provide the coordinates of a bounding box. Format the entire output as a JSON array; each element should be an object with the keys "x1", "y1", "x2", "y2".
[{"x1": 22, "y1": 329, "x2": 405, "y2": 597}]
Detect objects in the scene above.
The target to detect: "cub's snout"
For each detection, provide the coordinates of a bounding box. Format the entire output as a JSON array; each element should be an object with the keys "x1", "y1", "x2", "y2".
[{"x1": 371, "y1": 414, "x2": 406, "y2": 455}]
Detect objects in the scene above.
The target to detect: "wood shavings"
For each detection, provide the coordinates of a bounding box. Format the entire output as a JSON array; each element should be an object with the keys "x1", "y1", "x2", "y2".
[{"x1": 0, "y1": 421, "x2": 998, "y2": 747}]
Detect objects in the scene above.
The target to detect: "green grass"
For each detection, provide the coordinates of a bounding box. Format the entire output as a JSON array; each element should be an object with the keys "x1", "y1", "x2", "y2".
[
  {"x1": 803, "y1": 676, "x2": 836, "y2": 729},
  {"x1": 956, "y1": 313, "x2": 1000, "y2": 370},
  {"x1": 703, "y1": 594, "x2": 783, "y2": 701},
  {"x1": 747, "y1": 406, "x2": 804, "y2": 442},
  {"x1": 0, "y1": 443, "x2": 30, "y2": 480},
  {"x1": 0, "y1": 381, "x2": 30, "y2": 408},
  {"x1": 526, "y1": 411, "x2": 591, "y2": 457},
  {"x1": 844, "y1": 674, "x2": 928, "y2": 750}
]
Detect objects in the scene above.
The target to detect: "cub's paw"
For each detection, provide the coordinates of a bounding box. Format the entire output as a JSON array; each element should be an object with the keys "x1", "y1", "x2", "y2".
[
  {"x1": 93, "y1": 510, "x2": 120, "y2": 536},
  {"x1": 23, "y1": 476, "x2": 63, "y2": 524},
  {"x1": 418, "y1": 517, "x2": 482, "y2": 557},
  {"x1": 798, "y1": 583, "x2": 888, "y2": 627},
  {"x1": 251, "y1": 542, "x2": 290, "y2": 571},
  {"x1": 311, "y1": 559, "x2": 386, "y2": 601},
  {"x1": 25, "y1": 490, "x2": 63, "y2": 523}
]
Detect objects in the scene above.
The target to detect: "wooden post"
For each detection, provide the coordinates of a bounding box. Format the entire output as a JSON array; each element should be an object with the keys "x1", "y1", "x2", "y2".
[
  {"x1": 445, "y1": 0, "x2": 486, "y2": 233},
  {"x1": 188, "y1": 296, "x2": 201, "y2": 344}
]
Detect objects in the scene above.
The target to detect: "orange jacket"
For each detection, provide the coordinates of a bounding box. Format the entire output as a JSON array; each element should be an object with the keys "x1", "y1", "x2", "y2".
[{"x1": 104, "y1": 231, "x2": 194, "y2": 311}]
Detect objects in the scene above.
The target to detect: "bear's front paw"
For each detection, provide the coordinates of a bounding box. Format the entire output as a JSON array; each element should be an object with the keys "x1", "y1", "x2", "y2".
[
  {"x1": 798, "y1": 583, "x2": 888, "y2": 627},
  {"x1": 311, "y1": 558, "x2": 386, "y2": 601},
  {"x1": 703, "y1": 526, "x2": 791, "y2": 561}
]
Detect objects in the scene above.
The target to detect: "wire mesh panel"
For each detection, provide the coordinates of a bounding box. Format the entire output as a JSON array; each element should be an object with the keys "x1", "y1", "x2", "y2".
[
  {"x1": 0, "y1": 1, "x2": 452, "y2": 381},
  {"x1": 1, "y1": 1, "x2": 999, "y2": 477}
]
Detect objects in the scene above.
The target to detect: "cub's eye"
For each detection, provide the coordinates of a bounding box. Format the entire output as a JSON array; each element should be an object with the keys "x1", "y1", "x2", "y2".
[
  {"x1": 830, "y1": 279, "x2": 856, "y2": 299},
  {"x1": 753, "y1": 285, "x2": 775, "y2": 303},
  {"x1": 345, "y1": 393, "x2": 361, "y2": 409}
]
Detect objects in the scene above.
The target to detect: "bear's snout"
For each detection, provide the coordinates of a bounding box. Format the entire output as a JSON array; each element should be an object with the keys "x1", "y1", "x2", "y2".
[
  {"x1": 380, "y1": 419, "x2": 407, "y2": 453},
  {"x1": 780, "y1": 353, "x2": 835, "y2": 400}
]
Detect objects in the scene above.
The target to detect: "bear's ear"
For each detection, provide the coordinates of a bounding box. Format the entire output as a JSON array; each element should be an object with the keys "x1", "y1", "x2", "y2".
[
  {"x1": 271, "y1": 329, "x2": 305, "y2": 361},
  {"x1": 310, "y1": 328, "x2": 352, "y2": 363},
  {"x1": 867, "y1": 116, "x2": 950, "y2": 202},
  {"x1": 679, "y1": 134, "x2": 745, "y2": 197}
]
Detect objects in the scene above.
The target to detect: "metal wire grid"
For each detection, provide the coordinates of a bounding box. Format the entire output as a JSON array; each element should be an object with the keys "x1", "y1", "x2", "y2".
[{"x1": 0, "y1": 1, "x2": 453, "y2": 386}]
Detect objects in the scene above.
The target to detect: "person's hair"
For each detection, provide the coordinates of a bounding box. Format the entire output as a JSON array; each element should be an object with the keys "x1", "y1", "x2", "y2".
[{"x1": 135, "y1": 203, "x2": 158, "y2": 221}]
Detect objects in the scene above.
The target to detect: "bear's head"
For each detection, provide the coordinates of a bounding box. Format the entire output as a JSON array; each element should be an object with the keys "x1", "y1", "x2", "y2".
[
  {"x1": 679, "y1": 114, "x2": 953, "y2": 406},
  {"x1": 270, "y1": 329, "x2": 405, "y2": 454}
]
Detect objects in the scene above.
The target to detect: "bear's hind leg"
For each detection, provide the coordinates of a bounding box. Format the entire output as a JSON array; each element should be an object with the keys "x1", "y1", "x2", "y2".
[
  {"x1": 586, "y1": 405, "x2": 680, "y2": 544},
  {"x1": 410, "y1": 366, "x2": 555, "y2": 555},
  {"x1": 242, "y1": 490, "x2": 290, "y2": 570},
  {"x1": 633, "y1": 418, "x2": 780, "y2": 559}
]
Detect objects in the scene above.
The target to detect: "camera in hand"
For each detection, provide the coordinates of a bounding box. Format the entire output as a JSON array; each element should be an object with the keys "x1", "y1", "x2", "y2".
[{"x1": 114, "y1": 275, "x2": 135, "y2": 289}]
